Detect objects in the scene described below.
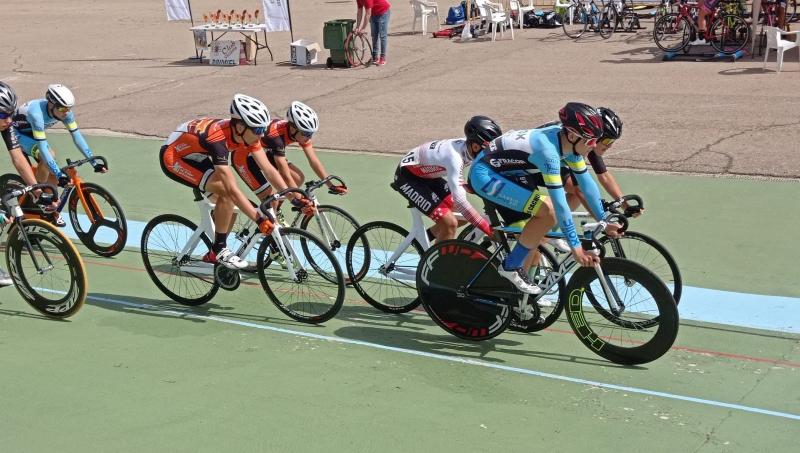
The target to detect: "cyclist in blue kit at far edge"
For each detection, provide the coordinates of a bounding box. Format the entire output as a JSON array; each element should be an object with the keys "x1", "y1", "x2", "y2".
[{"x1": 468, "y1": 102, "x2": 622, "y2": 294}]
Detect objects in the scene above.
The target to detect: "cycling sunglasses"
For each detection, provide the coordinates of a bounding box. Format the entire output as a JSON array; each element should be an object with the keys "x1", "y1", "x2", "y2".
[
  {"x1": 0, "y1": 112, "x2": 11, "y2": 120},
  {"x1": 249, "y1": 126, "x2": 266, "y2": 136},
  {"x1": 600, "y1": 137, "x2": 616, "y2": 146},
  {"x1": 299, "y1": 130, "x2": 313, "y2": 138},
  {"x1": 585, "y1": 137, "x2": 598, "y2": 147},
  {"x1": 54, "y1": 106, "x2": 71, "y2": 113}
]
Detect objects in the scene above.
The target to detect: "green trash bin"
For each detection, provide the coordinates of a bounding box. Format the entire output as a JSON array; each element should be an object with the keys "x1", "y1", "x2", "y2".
[{"x1": 323, "y1": 19, "x2": 356, "y2": 67}]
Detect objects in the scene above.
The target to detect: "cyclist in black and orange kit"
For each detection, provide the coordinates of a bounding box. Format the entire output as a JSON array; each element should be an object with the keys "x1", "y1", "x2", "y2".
[
  {"x1": 231, "y1": 101, "x2": 346, "y2": 215},
  {"x1": 159, "y1": 94, "x2": 298, "y2": 270}
]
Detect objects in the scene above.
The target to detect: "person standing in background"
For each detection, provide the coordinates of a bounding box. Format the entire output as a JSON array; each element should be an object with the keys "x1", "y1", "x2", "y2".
[{"x1": 355, "y1": 0, "x2": 392, "y2": 66}]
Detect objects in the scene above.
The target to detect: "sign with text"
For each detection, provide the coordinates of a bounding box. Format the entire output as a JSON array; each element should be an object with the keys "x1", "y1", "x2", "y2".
[
  {"x1": 193, "y1": 30, "x2": 208, "y2": 50},
  {"x1": 210, "y1": 40, "x2": 240, "y2": 65}
]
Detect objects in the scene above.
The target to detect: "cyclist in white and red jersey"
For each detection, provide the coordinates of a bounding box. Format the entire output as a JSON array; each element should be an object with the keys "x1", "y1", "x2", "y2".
[{"x1": 392, "y1": 116, "x2": 502, "y2": 241}]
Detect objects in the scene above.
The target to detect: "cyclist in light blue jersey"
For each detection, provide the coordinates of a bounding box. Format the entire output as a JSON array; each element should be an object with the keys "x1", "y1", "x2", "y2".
[
  {"x1": 13, "y1": 84, "x2": 105, "y2": 191},
  {"x1": 468, "y1": 102, "x2": 622, "y2": 294}
]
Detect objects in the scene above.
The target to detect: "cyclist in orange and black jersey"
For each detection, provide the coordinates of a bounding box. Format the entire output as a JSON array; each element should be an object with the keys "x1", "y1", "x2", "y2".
[
  {"x1": 159, "y1": 94, "x2": 282, "y2": 270},
  {"x1": 231, "y1": 101, "x2": 346, "y2": 201}
]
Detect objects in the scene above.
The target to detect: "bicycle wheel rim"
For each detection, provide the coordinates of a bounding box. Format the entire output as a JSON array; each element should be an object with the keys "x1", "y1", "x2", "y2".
[
  {"x1": 599, "y1": 231, "x2": 682, "y2": 303},
  {"x1": 562, "y1": 8, "x2": 589, "y2": 39},
  {"x1": 300, "y1": 205, "x2": 361, "y2": 283},
  {"x1": 67, "y1": 182, "x2": 127, "y2": 257},
  {"x1": 257, "y1": 227, "x2": 345, "y2": 323},
  {"x1": 565, "y1": 258, "x2": 679, "y2": 365},
  {"x1": 653, "y1": 14, "x2": 690, "y2": 52},
  {"x1": 6, "y1": 219, "x2": 87, "y2": 318},
  {"x1": 709, "y1": 15, "x2": 749, "y2": 54},
  {"x1": 346, "y1": 221, "x2": 422, "y2": 313},
  {"x1": 140, "y1": 214, "x2": 218, "y2": 306}
]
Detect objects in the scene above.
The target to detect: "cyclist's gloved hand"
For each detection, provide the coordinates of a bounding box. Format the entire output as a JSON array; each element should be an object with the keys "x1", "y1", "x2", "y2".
[
  {"x1": 290, "y1": 197, "x2": 316, "y2": 216},
  {"x1": 257, "y1": 215, "x2": 274, "y2": 235},
  {"x1": 93, "y1": 161, "x2": 108, "y2": 173},
  {"x1": 328, "y1": 184, "x2": 348, "y2": 195},
  {"x1": 57, "y1": 174, "x2": 71, "y2": 188}
]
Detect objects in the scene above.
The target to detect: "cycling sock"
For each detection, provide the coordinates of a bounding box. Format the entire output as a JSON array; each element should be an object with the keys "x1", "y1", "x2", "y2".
[
  {"x1": 212, "y1": 232, "x2": 228, "y2": 254},
  {"x1": 503, "y1": 242, "x2": 531, "y2": 271}
]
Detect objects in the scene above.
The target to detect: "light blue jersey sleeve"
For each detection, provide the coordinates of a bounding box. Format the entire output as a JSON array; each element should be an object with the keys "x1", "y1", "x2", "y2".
[
  {"x1": 62, "y1": 111, "x2": 93, "y2": 160},
  {"x1": 527, "y1": 132, "x2": 582, "y2": 248},
  {"x1": 563, "y1": 153, "x2": 605, "y2": 221},
  {"x1": 27, "y1": 103, "x2": 63, "y2": 177}
]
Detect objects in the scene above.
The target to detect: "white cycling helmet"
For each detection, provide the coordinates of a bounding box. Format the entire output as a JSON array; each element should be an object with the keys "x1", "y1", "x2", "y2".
[
  {"x1": 230, "y1": 93, "x2": 271, "y2": 129},
  {"x1": 286, "y1": 101, "x2": 319, "y2": 134},
  {"x1": 46, "y1": 84, "x2": 75, "y2": 108},
  {"x1": 0, "y1": 81, "x2": 18, "y2": 114}
]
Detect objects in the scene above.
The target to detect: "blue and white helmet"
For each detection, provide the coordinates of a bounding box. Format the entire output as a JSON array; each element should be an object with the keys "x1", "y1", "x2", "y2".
[{"x1": 230, "y1": 94, "x2": 271, "y2": 129}]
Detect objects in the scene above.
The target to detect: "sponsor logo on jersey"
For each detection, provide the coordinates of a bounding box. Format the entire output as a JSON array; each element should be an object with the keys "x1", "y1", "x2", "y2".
[
  {"x1": 398, "y1": 183, "x2": 433, "y2": 212},
  {"x1": 489, "y1": 158, "x2": 527, "y2": 168},
  {"x1": 175, "y1": 143, "x2": 191, "y2": 152}
]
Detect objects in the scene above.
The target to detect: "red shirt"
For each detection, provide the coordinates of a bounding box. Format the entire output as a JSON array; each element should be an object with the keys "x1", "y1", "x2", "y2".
[{"x1": 357, "y1": 0, "x2": 391, "y2": 17}]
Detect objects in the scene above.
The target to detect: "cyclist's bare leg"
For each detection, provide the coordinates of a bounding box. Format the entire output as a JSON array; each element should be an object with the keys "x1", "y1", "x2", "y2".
[
  {"x1": 288, "y1": 162, "x2": 305, "y2": 186},
  {"x1": 204, "y1": 176, "x2": 236, "y2": 234},
  {"x1": 518, "y1": 198, "x2": 556, "y2": 251}
]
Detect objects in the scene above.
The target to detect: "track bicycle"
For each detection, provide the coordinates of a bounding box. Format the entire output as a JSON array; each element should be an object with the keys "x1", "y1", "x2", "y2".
[
  {"x1": 140, "y1": 187, "x2": 346, "y2": 324},
  {"x1": 0, "y1": 155, "x2": 127, "y2": 257},
  {"x1": 230, "y1": 175, "x2": 361, "y2": 280},
  {"x1": 460, "y1": 195, "x2": 682, "y2": 305},
  {"x1": 558, "y1": 0, "x2": 610, "y2": 39},
  {"x1": 417, "y1": 204, "x2": 679, "y2": 365},
  {"x1": 653, "y1": 0, "x2": 750, "y2": 54},
  {"x1": 0, "y1": 183, "x2": 87, "y2": 318}
]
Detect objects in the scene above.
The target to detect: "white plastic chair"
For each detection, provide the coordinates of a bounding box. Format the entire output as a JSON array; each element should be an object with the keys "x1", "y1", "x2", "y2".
[
  {"x1": 509, "y1": 0, "x2": 535, "y2": 29},
  {"x1": 763, "y1": 26, "x2": 800, "y2": 72},
  {"x1": 482, "y1": 1, "x2": 515, "y2": 41},
  {"x1": 410, "y1": 0, "x2": 441, "y2": 35}
]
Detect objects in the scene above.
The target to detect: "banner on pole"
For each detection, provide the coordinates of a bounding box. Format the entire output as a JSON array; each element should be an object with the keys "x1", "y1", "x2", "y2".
[
  {"x1": 263, "y1": 0, "x2": 290, "y2": 32},
  {"x1": 165, "y1": 0, "x2": 192, "y2": 21}
]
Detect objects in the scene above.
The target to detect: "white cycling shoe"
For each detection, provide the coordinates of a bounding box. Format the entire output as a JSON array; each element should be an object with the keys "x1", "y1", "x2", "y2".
[
  {"x1": 216, "y1": 248, "x2": 249, "y2": 270},
  {"x1": 498, "y1": 266, "x2": 541, "y2": 295},
  {"x1": 546, "y1": 237, "x2": 570, "y2": 253}
]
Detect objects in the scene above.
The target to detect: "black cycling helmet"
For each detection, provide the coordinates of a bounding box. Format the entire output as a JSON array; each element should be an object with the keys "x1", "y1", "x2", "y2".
[
  {"x1": 464, "y1": 115, "x2": 503, "y2": 144},
  {"x1": 597, "y1": 107, "x2": 623, "y2": 140},
  {"x1": 558, "y1": 102, "x2": 603, "y2": 141},
  {"x1": 0, "y1": 81, "x2": 17, "y2": 114}
]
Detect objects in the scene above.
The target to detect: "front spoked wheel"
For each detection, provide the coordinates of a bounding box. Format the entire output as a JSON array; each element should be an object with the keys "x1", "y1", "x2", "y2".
[
  {"x1": 564, "y1": 257, "x2": 679, "y2": 365},
  {"x1": 562, "y1": 7, "x2": 590, "y2": 38},
  {"x1": 653, "y1": 13, "x2": 690, "y2": 52},
  {"x1": 299, "y1": 205, "x2": 362, "y2": 283},
  {"x1": 5, "y1": 218, "x2": 88, "y2": 318},
  {"x1": 417, "y1": 240, "x2": 516, "y2": 341},
  {"x1": 140, "y1": 214, "x2": 218, "y2": 306},
  {"x1": 709, "y1": 14, "x2": 750, "y2": 54},
  {"x1": 598, "y1": 231, "x2": 682, "y2": 303},
  {"x1": 257, "y1": 227, "x2": 345, "y2": 324},
  {"x1": 345, "y1": 221, "x2": 423, "y2": 314},
  {"x1": 67, "y1": 182, "x2": 128, "y2": 257}
]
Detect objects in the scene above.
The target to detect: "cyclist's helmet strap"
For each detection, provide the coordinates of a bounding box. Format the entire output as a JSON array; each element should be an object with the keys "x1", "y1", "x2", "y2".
[
  {"x1": 0, "y1": 81, "x2": 17, "y2": 114},
  {"x1": 597, "y1": 107, "x2": 622, "y2": 140},
  {"x1": 558, "y1": 102, "x2": 603, "y2": 140},
  {"x1": 464, "y1": 115, "x2": 503, "y2": 144}
]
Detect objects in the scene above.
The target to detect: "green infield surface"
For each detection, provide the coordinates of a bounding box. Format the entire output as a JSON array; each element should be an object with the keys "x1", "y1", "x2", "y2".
[{"x1": 1, "y1": 135, "x2": 798, "y2": 452}]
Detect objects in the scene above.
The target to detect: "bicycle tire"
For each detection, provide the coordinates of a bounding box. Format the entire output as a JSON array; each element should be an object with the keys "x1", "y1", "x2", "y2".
[
  {"x1": 256, "y1": 227, "x2": 345, "y2": 324},
  {"x1": 653, "y1": 13, "x2": 690, "y2": 52},
  {"x1": 345, "y1": 221, "x2": 423, "y2": 313},
  {"x1": 67, "y1": 182, "x2": 128, "y2": 257},
  {"x1": 709, "y1": 13, "x2": 750, "y2": 54},
  {"x1": 789, "y1": 0, "x2": 798, "y2": 23},
  {"x1": 564, "y1": 257, "x2": 679, "y2": 365},
  {"x1": 417, "y1": 240, "x2": 515, "y2": 341},
  {"x1": 140, "y1": 214, "x2": 219, "y2": 306},
  {"x1": 299, "y1": 205, "x2": 363, "y2": 283},
  {"x1": 598, "y1": 231, "x2": 682, "y2": 304},
  {"x1": 599, "y1": 2, "x2": 615, "y2": 39},
  {"x1": 562, "y1": 7, "x2": 589, "y2": 39},
  {"x1": 5, "y1": 218, "x2": 88, "y2": 319},
  {"x1": 345, "y1": 31, "x2": 373, "y2": 68}
]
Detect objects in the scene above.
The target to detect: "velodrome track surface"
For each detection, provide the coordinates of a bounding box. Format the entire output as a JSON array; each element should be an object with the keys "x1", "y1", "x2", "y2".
[{"x1": 1, "y1": 135, "x2": 798, "y2": 452}]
